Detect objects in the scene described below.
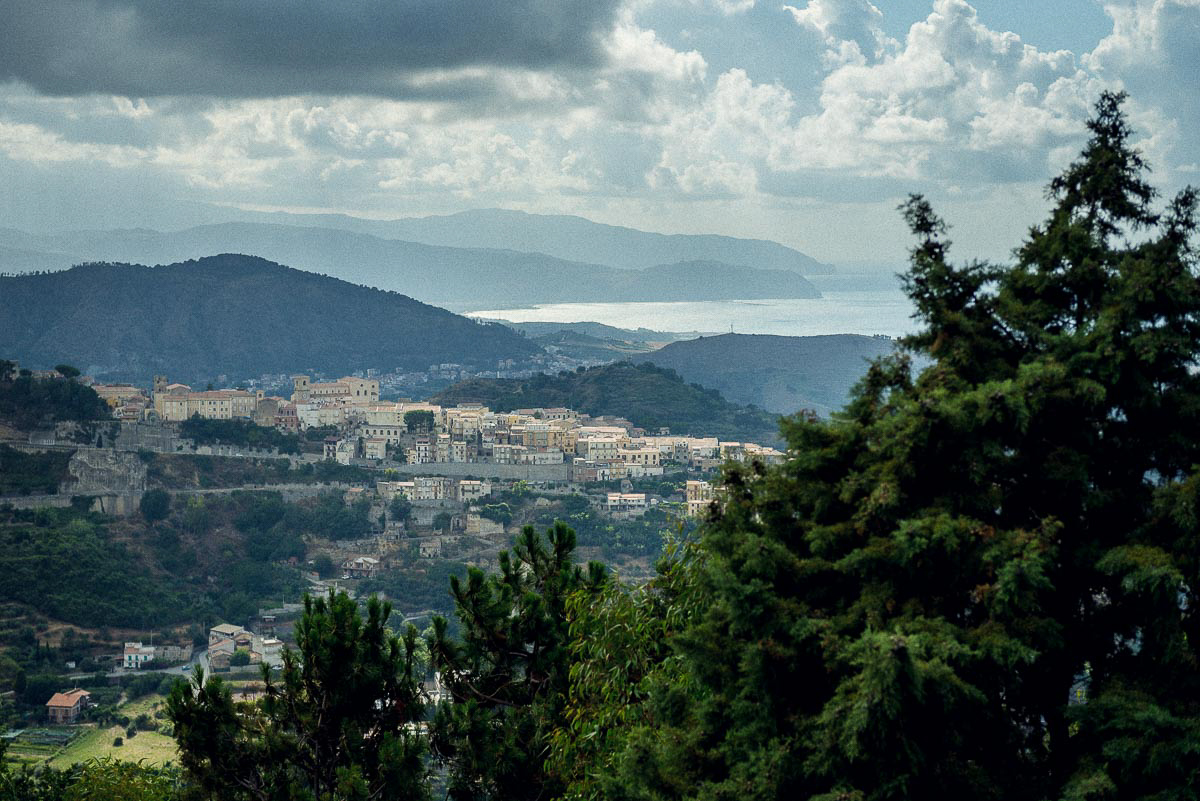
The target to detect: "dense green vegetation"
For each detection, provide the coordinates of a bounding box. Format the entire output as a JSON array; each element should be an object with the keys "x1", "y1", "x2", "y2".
[
  {"x1": 359, "y1": 558, "x2": 469, "y2": 618},
  {"x1": 430, "y1": 524, "x2": 607, "y2": 801},
  {"x1": 511, "y1": 491, "x2": 693, "y2": 562},
  {"x1": 547, "y1": 92, "x2": 1200, "y2": 801},
  {"x1": 0, "y1": 492, "x2": 315, "y2": 628},
  {"x1": 168, "y1": 592, "x2": 427, "y2": 801},
  {"x1": 0, "y1": 254, "x2": 541, "y2": 383},
  {"x1": 0, "y1": 445, "x2": 72, "y2": 495},
  {"x1": 179, "y1": 415, "x2": 302, "y2": 454},
  {"x1": 433, "y1": 361, "x2": 781, "y2": 444},
  {"x1": 0, "y1": 508, "x2": 195, "y2": 628},
  {"x1": 0, "y1": 365, "x2": 109, "y2": 429}
]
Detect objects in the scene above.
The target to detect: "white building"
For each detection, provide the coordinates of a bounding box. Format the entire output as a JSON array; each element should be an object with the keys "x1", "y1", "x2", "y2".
[{"x1": 123, "y1": 642, "x2": 155, "y2": 670}]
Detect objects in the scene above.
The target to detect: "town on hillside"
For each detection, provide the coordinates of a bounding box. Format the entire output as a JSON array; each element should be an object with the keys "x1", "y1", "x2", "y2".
[{"x1": 0, "y1": 358, "x2": 774, "y2": 765}]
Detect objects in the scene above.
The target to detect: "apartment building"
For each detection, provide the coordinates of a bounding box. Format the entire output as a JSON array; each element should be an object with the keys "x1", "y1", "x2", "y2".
[{"x1": 686, "y1": 480, "x2": 715, "y2": 517}]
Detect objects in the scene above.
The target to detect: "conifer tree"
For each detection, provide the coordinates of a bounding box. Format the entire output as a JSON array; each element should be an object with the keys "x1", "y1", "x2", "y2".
[
  {"x1": 611, "y1": 92, "x2": 1200, "y2": 801},
  {"x1": 168, "y1": 591, "x2": 427, "y2": 801},
  {"x1": 430, "y1": 522, "x2": 607, "y2": 801}
]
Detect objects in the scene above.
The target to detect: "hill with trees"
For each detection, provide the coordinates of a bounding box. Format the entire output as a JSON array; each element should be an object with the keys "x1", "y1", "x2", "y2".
[
  {"x1": 432, "y1": 362, "x2": 781, "y2": 444},
  {"x1": 643, "y1": 332, "x2": 899, "y2": 416},
  {"x1": 0, "y1": 254, "x2": 541, "y2": 381},
  {"x1": 0, "y1": 362, "x2": 110, "y2": 429}
]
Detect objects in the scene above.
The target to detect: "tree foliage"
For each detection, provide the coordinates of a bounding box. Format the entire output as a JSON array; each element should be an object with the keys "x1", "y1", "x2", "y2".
[
  {"x1": 0, "y1": 370, "x2": 109, "y2": 429},
  {"x1": 430, "y1": 523, "x2": 607, "y2": 801},
  {"x1": 139, "y1": 488, "x2": 171, "y2": 523},
  {"x1": 404, "y1": 410, "x2": 436, "y2": 434},
  {"x1": 602, "y1": 91, "x2": 1200, "y2": 801},
  {"x1": 181, "y1": 415, "x2": 302, "y2": 454},
  {"x1": 168, "y1": 591, "x2": 427, "y2": 801}
]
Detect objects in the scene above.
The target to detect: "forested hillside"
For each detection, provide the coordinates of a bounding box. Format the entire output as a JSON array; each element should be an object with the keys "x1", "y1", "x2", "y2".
[
  {"x1": 432, "y1": 362, "x2": 781, "y2": 444},
  {"x1": 0, "y1": 255, "x2": 540, "y2": 381}
]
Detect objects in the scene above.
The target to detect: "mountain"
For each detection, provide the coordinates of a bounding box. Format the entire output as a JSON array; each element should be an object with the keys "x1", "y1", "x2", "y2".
[
  {"x1": 0, "y1": 223, "x2": 820, "y2": 308},
  {"x1": 431, "y1": 361, "x2": 782, "y2": 445},
  {"x1": 643, "y1": 333, "x2": 898, "y2": 417},
  {"x1": 218, "y1": 207, "x2": 834, "y2": 273},
  {"x1": 0, "y1": 254, "x2": 541, "y2": 382}
]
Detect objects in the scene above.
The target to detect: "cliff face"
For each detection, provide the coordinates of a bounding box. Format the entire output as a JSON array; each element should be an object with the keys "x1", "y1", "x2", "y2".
[{"x1": 63, "y1": 449, "x2": 147, "y2": 495}]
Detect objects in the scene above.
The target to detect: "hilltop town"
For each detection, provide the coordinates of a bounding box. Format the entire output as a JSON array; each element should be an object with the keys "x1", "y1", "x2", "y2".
[{"x1": 0, "y1": 357, "x2": 778, "y2": 765}]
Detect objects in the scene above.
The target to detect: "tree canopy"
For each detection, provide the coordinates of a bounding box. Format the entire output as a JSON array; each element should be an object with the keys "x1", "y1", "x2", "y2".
[
  {"x1": 430, "y1": 523, "x2": 607, "y2": 801},
  {"x1": 593, "y1": 90, "x2": 1200, "y2": 801},
  {"x1": 168, "y1": 591, "x2": 427, "y2": 801}
]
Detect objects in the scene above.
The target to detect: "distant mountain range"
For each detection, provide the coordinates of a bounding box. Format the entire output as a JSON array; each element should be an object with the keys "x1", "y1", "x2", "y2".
[
  {"x1": 643, "y1": 333, "x2": 899, "y2": 417},
  {"x1": 0, "y1": 255, "x2": 540, "y2": 382},
  {"x1": 231, "y1": 207, "x2": 834, "y2": 273},
  {"x1": 432, "y1": 361, "x2": 782, "y2": 445},
  {"x1": 0, "y1": 223, "x2": 819, "y2": 309}
]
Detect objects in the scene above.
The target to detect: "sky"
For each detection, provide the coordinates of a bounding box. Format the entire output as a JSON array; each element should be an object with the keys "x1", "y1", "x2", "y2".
[{"x1": 0, "y1": 0, "x2": 1197, "y2": 266}]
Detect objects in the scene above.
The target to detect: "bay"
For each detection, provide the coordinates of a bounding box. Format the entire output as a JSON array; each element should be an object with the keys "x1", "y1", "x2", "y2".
[{"x1": 465, "y1": 272, "x2": 919, "y2": 339}]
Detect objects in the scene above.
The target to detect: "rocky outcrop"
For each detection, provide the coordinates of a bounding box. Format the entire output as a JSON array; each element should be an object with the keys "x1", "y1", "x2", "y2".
[{"x1": 62, "y1": 448, "x2": 147, "y2": 495}]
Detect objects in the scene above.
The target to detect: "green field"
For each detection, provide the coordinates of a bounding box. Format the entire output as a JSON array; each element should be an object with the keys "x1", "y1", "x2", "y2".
[{"x1": 5, "y1": 694, "x2": 180, "y2": 770}]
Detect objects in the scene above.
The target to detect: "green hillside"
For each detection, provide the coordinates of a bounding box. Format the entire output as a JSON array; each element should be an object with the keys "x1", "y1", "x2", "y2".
[
  {"x1": 0, "y1": 255, "x2": 541, "y2": 382},
  {"x1": 432, "y1": 361, "x2": 781, "y2": 444}
]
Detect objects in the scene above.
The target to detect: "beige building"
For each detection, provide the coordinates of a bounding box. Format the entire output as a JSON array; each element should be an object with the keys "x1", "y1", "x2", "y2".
[
  {"x1": 291, "y1": 375, "x2": 379, "y2": 404},
  {"x1": 606, "y1": 492, "x2": 649, "y2": 516},
  {"x1": 686, "y1": 480, "x2": 716, "y2": 517},
  {"x1": 456, "y1": 480, "x2": 493, "y2": 502},
  {"x1": 153, "y1": 376, "x2": 261, "y2": 422},
  {"x1": 92, "y1": 383, "x2": 145, "y2": 409},
  {"x1": 123, "y1": 642, "x2": 155, "y2": 670}
]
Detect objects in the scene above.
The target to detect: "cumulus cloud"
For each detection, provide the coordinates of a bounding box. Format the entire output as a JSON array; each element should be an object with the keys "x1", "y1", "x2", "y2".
[
  {"x1": 784, "y1": 0, "x2": 891, "y2": 66},
  {"x1": 0, "y1": 0, "x2": 622, "y2": 99},
  {"x1": 639, "y1": 0, "x2": 1101, "y2": 199},
  {"x1": 1085, "y1": 0, "x2": 1200, "y2": 170},
  {"x1": 0, "y1": 0, "x2": 1197, "y2": 263}
]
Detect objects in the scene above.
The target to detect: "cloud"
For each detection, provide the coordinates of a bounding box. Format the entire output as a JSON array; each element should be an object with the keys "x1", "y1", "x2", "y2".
[
  {"x1": 784, "y1": 0, "x2": 891, "y2": 66},
  {"x1": 0, "y1": 0, "x2": 622, "y2": 99},
  {"x1": 1084, "y1": 0, "x2": 1200, "y2": 172},
  {"x1": 0, "y1": 0, "x2": 1197, "y2": 265},
  {"x1": 640, "y1": 0, "x2": 1098, "y2": 195}
]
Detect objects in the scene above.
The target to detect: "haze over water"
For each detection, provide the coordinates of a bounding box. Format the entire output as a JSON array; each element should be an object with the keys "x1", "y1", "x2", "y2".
[{"x1": 466, "y1": 273, "x2": 919, "y2": 339}]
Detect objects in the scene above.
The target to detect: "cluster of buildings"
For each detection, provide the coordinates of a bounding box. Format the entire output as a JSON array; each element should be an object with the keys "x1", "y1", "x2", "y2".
[
  {"x1": 80, "y1": 373, "x2": 785, "y2": 485},
  {"x1": 207, "y1": 623, "x2": 284, "y2": 672},
  {"x1": 324, "y1": 397, "x2": 784, "y2": 475},
  {"x1": 122, "y1": 641, "x2": 190, "y2": 670}
]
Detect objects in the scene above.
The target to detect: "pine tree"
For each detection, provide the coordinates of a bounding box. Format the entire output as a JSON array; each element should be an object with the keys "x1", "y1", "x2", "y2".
[
  {"x1": 168, "y1": 591, "x2": 427, "y2": 801},
  {"x1": 613, "y1": 92, "x2": 1200, "y2": 801},
  {"x1": 429, "y1": 522, "x2": 607, "y2": 801}
]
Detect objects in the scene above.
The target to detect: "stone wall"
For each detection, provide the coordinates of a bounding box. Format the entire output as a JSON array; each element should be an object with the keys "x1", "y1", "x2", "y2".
[{"x1": 114, "y1": 422, "x2": 181, "y2": 453}]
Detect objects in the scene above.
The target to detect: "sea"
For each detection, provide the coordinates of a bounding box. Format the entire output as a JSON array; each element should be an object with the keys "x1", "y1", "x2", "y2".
[{"x1": 464, "y1": 272, "x2": 919, "y2": 339}]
